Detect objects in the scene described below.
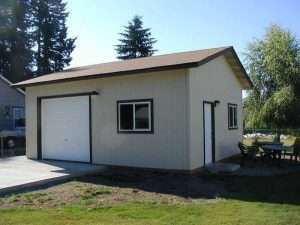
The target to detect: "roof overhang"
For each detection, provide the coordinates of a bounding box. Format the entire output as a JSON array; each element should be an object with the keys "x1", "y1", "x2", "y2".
[
  {"x1": 13, "y1": 62, "x2": 200, "y2": 88},
  {"x1": 13, "y1": 47, "x2": 253, "y2": 89},
  {"x1": 223, "y1": 48, "x2": 253, "y2": 89},
  {"x1": 194, "y1": 47, "x2": 252, "y2": 89}
]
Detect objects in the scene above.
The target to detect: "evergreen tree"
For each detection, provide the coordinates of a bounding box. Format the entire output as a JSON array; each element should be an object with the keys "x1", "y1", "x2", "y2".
[
  {"x1": 0, "y1": 0, "x2": 75, "y2": 81},
  {"x1": 0, "y1": 0, "x2": 11, "y2": 79},
  {"x1": 10, "y1": 0, "x2": 34, "y2": 82},
  {"x1": 30, "y1": 0, "x2": 76, "y2": 75},
  {"x1": 116, "y1": 15, "x2": 157, "y2": 60},
  {"x1": 0, "y1": 0, "x2": 33, "y2": 83}
]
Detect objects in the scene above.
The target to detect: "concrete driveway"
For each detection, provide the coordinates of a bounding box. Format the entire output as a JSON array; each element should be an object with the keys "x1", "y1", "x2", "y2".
[{"x1": 0, "y1": 156, "x2": 104, "y2": 194}]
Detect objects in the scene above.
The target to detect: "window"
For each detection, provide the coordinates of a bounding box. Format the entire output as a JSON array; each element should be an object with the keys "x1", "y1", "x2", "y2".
[
  {"x1": 13, "y1": 107, "x2": 25, "y2": 130},
  {"x1": 228, "y1": 103, "x2": 238, "y2": 129},
  {"x1": 117, "y1": 99, "x2": 153, "y2": 133}
]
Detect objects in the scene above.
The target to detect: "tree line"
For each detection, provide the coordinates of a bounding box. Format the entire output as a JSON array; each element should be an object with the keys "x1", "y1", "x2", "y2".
[{"x1": 0, "y1": 0, "x2": 76, "y2": 83}]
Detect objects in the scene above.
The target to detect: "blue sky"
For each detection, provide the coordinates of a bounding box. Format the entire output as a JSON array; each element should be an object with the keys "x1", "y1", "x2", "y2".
[{"x1": 66, "y1": 0, "x2": 300, "y2": 68}]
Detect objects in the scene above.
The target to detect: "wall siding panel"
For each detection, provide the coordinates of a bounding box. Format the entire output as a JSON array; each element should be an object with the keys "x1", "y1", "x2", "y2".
[
  {"x1": 25, "y1": 69, "x2": 189, "y2": 170},
  {"x1": 188, "y1": 56, "x2": 243, "y2": 170}
]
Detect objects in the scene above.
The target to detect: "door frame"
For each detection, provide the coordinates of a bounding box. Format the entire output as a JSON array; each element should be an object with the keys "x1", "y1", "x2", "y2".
[
  {"x1": 203, "y1": 101, "x2": 216, "y2": 165},
  {"x1": 37, "y1": 91, "x2": 98, "y2": 163}
]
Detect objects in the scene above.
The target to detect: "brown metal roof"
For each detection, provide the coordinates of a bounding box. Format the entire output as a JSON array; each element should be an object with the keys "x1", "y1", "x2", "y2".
[{"x1": 13, "y1": 46, "x2": 252, "y2": 89}]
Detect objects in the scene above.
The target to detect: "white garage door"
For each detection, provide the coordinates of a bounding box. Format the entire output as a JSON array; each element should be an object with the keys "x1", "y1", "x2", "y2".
[{"x1": 41, "y1": 96, "x2": 90, "y2": 162}]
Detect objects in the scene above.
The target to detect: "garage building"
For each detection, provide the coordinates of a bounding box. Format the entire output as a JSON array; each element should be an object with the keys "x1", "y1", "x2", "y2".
[{"x1": 14, "y1": 46, "x2": 252, "y2": 171}]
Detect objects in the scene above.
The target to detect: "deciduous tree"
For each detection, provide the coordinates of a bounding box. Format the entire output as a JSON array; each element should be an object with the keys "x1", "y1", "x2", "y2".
[{"x1": 244, "y1": 25, "x2": 300, "y2": 134}]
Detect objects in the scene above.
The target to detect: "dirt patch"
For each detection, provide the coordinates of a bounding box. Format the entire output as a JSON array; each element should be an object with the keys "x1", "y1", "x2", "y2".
[
  {"x1": 0, "y1": 180, "x2": 192, "y2": 209},
  {"x1": 1, "y1": 163, "x2": 300, "y2": 209},
  {"x1": 0, "y1": 169, "x2": 227, "y2": 208}
]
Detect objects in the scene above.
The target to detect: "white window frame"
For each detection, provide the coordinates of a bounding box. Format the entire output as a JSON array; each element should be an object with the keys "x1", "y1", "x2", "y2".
[
  {"x1": 228, "y1": 103, "x2": 238, "y2": 129},
  {"x1": 13, "y1": 106, "x2": 25, "y2": 130},
  {"x1": 117, "y1": 99, "x2": 153, "y2": 133}
]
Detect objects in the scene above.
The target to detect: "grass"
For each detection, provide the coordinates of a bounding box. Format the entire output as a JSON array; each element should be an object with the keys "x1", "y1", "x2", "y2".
[
  {"x1": 1, "y1": 163, "x2": 300, "y2": 225},
  {"x1": 0, "y1": 201, "x2": 299, "y2": 225}
]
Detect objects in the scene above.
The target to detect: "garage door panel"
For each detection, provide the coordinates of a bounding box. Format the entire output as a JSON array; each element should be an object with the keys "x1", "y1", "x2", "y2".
[{"x1": 41, "y1": 96, "x2": 90, "y2": 162}]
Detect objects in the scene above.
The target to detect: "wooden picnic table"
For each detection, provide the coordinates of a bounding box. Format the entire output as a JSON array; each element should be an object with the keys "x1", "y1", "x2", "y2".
[{"x1": 261, "y1": 144, "x2": 284, "y2": 160}]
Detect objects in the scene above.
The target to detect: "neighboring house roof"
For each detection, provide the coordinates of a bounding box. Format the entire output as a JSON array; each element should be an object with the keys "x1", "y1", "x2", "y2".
[
  {"x1": 13, "y1": 46, "x2": 252, "y2": 89},
  {"x1": 0, "y1": 74, "x2": 25, "y2": 95}
]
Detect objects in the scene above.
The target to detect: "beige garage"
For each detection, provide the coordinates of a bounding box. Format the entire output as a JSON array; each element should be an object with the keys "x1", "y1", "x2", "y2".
[{"x1": 14, "y1": 46, "x2": 252, "y2": 171}]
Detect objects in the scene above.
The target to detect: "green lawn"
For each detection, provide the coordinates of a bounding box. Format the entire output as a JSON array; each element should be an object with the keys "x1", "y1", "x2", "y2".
[
  {"x1": 1, "y1": 164, "x2": 300, "y2": 225},
  {"x1": 1, "y1": 201, "x2": 299, "y2": 225}
]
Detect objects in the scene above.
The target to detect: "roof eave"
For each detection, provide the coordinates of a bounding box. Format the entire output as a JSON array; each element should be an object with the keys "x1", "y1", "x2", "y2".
[
  {"x1": 13, "y1": 47, "x2": 253, "y2": 90},
  {"x1": 12, "y1": 62, "x2": 200, "y2": 88},
  {"x1": 191, "y1": 47, "x2": 252, "y2": 89},
  {"x1": 226, "y1": 47, "x2": 253, "y2": 89}
]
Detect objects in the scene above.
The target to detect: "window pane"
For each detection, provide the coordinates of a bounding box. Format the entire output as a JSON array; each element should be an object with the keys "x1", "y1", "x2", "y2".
[
  {"x1": 120, "y1": 104, "x2": 133, "y2": 130},
  {"x1": 232, "y1": 107, "x2": 234, "y2": 127},
  {"x1": 15, "y1": 118, "x2": 25, "y2": 128},
  {"x1": 135, "y1": 104, "x2": 149, "y2": 129},
  {"x1": 229, "y1": 106, "x2": 234, "y2": 128},
  {"x1": 233, "y1": 107, "x2": 237, "y2": 127},
  {"x1": 228, "y1": 105, "x2": 237, "y2": 128},
  {"x1": 14, "y1": 108, "x2": 25, "y2": 128}
]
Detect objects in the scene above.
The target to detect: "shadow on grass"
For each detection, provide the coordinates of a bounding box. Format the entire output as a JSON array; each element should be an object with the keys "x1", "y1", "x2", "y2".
[{"x1": 77, "y1": 159, "x2": 300, "y2": 206}]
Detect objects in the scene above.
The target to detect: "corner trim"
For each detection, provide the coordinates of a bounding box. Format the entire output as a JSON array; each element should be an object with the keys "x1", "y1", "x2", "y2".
[{"x1": 89, "y1": 95, "x2": 93, "y2": 163}]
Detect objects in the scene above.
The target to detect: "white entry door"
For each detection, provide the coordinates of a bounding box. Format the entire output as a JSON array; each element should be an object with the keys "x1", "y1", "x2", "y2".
[
  {"x1": 41, "y1": 96, "x2": 90, "y2": 162},
  {"x1": 204, "y1": 102, "x2": 214, "y2": 165}
]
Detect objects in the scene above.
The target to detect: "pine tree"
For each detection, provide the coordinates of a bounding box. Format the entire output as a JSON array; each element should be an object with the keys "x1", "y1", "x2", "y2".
[
  {"x1": 0, "y1": 0, "x2": 11, "y2": 78},
  {"x1": 0, "y1": 0, "x2": 33, "y2": 83},
  {"x1": 115, "y1": 15, "x2": 157, "y2": 60},
  {"x1": 10, "y1": 0, "x2": 34, "y2": 82},
  {"x1": 30, "y1": 0, "x2": 76, "y2": 75},
  {"x1": 0, "y1": 0, "x2": 75, "y2": 81}
]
